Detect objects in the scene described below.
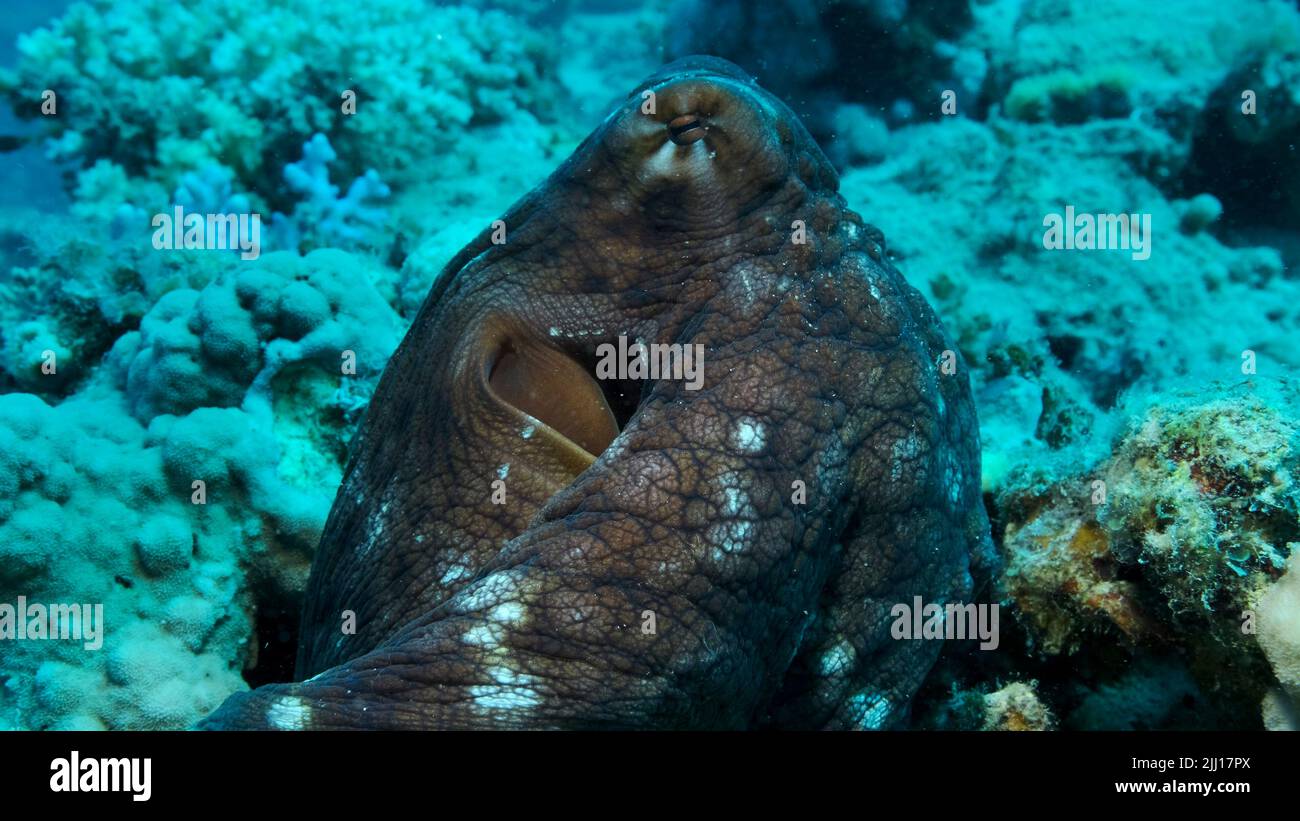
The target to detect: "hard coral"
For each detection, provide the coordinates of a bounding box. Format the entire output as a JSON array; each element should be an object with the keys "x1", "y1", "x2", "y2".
[
  {"x1": 0, "y1": 361, "x2": 388, "y2": 728},
  {"x1": 0, "y1": 0, "x2": 554, "y2": 201},
  {"x1": 0, "y1": 390, "x2": 251, "y2": 730},
  {"x1": 111, "y1": 249, "x2": 402, "y2": 422},
  {"x1": 1002, "y1": 499, "x2": 1158, "y2": 654},
  {"x1": 269, "y1": 134, "x2": 390, "y2": 253}
]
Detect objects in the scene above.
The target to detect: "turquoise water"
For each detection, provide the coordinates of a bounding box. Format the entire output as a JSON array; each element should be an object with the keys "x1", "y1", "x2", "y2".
[{"x1": 0, "y1": 0, "x2": 1297, "y2": 730}]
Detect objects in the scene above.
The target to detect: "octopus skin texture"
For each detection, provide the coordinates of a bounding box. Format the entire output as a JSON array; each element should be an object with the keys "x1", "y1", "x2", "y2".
[{"x1": 202, "y1": 56, "x2": 993, "y2": 730}]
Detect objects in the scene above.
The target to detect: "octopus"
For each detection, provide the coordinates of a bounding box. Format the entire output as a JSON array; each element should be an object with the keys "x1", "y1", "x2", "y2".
[{"x1": 202, "y1": 56, "x2": 992, "y2": 730}]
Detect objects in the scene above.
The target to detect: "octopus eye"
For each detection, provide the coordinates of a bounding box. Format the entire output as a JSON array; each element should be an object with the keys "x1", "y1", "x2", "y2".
[{"x1": 668, "y1": 114, "x2": 705, "y2": 145}]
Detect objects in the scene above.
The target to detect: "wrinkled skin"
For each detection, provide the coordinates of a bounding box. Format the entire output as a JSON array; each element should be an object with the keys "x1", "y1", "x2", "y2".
[{"x1": 203, "y1": 57, "x2": 991, "y2": 730}]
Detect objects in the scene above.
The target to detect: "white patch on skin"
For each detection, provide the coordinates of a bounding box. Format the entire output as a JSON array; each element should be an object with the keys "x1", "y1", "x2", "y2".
[
  {"x1": 359, "y1": 513, "x2": 384, "y2": 556},
  {"x1": 461, "y1": 584, "x2": 529, "y2": 651},
  {"x1": 819, "y1": 641, "x2": 856, "y2": 677},
  {"x1": 490, "y1": 601, "x2": 525, "y2": 625},
  {"x1": 458, "y1": 572, "x2": 519, "y2": 614},
  {"x1": 717, "y1": 470, "x2": 746, "y2": 508},
  {"x1": 708, "y1": 518, "x2": 754, "y2": 562},
  {"x1": 734, "y1": 417, "x2": 766, "y2": 453},
  {"x1": 817, "y1": 436, "x2": 849, "y2": 497},
  {"x1": 944, "y1": 452, "x2": 963, "y2": 505},
  {"x1": 359, "y1": 490, "x2": 401, "y2": 556},
  {"x1": 266, "y1": 696, "x2": 311, "y2": 730},
  {"x1": 708, "y1": 471, "x2": 756, "y2": 560},
  {"x1": 470, "y1": 667, "x2": 542, "y2": 713},
  {"x1": 462, "y1": 622, "x2": 503, "y2": 648},
  {"x1": 892, "y1": 433, "x2": 922, "y2": 461},
  {"x1": 733, "y1": 265, "x2": 761, "y2": 309},
  {"x1": 848, "y1": 691, "x2": 892, "y2": 730},
  {"x1": 440, "y1": 564, "x2": 469, "y2": 586},
  {"x1": 497, "y1": 463, "x2": 510, "y2": 480},
  {"x1": 644, "y1": 138, "x2": 714, "y2": 182},
  {"x1": 546, "y1": 326, "x2": 604, "y2": 340},
  {"x1": 521, "y1": 423, "x2": 536, "y2": 439},
  {"x1": 723, "y1": 486, "x2": 745, "y2": 516}
]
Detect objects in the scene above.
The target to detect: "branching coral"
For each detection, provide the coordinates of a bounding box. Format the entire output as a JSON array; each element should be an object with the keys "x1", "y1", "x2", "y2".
[{"x1": 269, "y1": 134, "x2": 390, "y2": 253}]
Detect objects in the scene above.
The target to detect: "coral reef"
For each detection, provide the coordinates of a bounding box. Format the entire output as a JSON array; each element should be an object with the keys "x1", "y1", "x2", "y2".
[
  {"x1": 0, "y1": 0, "x2": 633, "y2": 728},
  {"x1": 269, "y1": 134, "x2": 390, "y2": 253},
  {"x1": 995, "y1": 381, "x2": 1298, "y2": 725},
  {"x1": 0, "y1": 0, "x2": 555, "y2": 202},
  {"x1": 0, "y1": 209, "x2": 231, "y2": 399},
  {"x1": 111, "y1": 249, "x2": 401, "y2": 421},
  {"x1": 0, "y1": 248, "x2": 400, "y2": 728},
  {"x1": 0, "y1": 389, "x2": 251, "y2": 729},
  {"x1": 0, "y1": 0, "x2": 1297, "y2": 729},
  {"x1": 837, "y1": 113, "x2": 1300, "y2": 505},
  {"x1": 664, "y1": 0, "x2": 977, "y2": 131}
]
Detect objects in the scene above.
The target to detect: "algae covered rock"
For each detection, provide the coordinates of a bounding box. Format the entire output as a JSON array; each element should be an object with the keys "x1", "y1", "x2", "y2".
[
  {"x1": 981, "y1": 681, "x2": 1056, "y2": 731},
  {"x1": 997, "y1": 380, "x2": 1300, "y2": 724},
  {"x1": 1101, "y1": 388, "x2": 1298, "y2": 619}
]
